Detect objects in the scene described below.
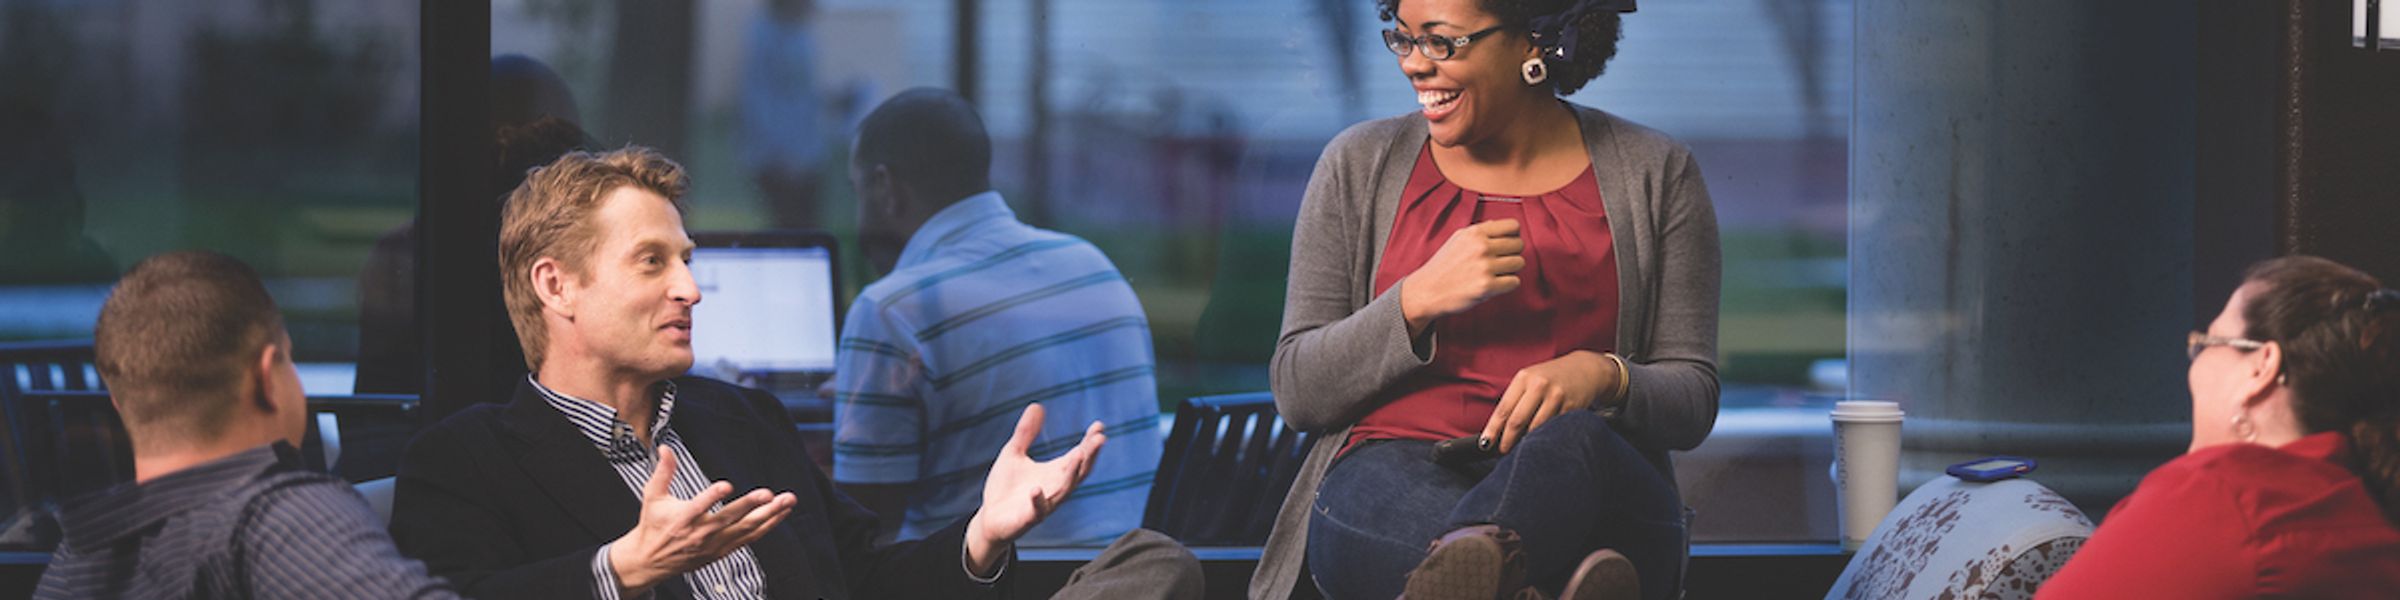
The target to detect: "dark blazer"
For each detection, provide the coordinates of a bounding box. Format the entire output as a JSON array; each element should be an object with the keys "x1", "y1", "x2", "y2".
[{"x1": 390, "y1": 376, "x2": 1006, "y2": 599}]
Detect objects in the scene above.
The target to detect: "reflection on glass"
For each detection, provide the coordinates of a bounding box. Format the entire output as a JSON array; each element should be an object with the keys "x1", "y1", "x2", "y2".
[
  {"x1": 0, "y1": 0, "x2": 421, "y2": 542},
  {"x1": 492, "y1": 0, "x2": 1853, "y2": 545}
]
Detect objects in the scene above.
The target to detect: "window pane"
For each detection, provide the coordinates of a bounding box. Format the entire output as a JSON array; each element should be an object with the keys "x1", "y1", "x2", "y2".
[
  {"x1": 0, "y1": 1, "x2": 420, "y2": 483},
  {"x1": 491, "y1": 0, "x2": 1852, "y2": 546}
]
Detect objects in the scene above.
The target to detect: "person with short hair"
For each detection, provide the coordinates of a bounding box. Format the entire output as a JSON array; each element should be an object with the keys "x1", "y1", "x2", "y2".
[
  {"x1": 2038, "y1": 255, "x2": 2400, "y2": 598},
  {"x1": 831, "y1": 87, "x2": 1165, "y2": 548},
  {"x1": 37, "y1": 251, "x2": 457, "y2": 599},
  {"x1": 392, "y1": 146, "x2": 1109, "y2": 599}
]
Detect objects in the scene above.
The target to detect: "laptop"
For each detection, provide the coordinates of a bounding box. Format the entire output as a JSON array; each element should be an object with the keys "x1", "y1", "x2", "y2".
[{"x1": 686, "y1": 230, "x2": 844, "y2": 407}]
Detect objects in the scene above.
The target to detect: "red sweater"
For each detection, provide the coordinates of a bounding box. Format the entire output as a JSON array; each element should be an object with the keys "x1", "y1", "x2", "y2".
[
  {"x1": 1345, "y1": 144, "x2": 1619, "y2": 452},
  {"x1": 2038, "y1": 432, "x2": 2400, "y2": 599}
]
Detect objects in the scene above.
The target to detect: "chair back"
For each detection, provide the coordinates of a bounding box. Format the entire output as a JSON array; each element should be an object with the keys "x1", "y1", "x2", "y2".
[
  {"x1": 302, "y1": 394, "x2": 418, "y2": 480},
  {"x1": 353, "y1": 476, "x2": 398, "y2": 525},
  {"x1": 0, "y1": 388, "x2": 417, "y2": 524},
  {"x1": 1141, "y1": 392, "x2": 1313, "y2": 546},
  {"x1": 9, "y1": 390, "x2": 129, "y2": 504},
  {"x1": 0, "y1": 339, "x2": 424, "y2": 550},
  {"x1": 0, "y1": 340, "x2": 104, "y2": 393},
  {"x1": 0, "y1": 341, "x2": 105, "y2": 517},
  {"x1": 1827, "y1": 477, "x2": 2094, "y2": 600}
]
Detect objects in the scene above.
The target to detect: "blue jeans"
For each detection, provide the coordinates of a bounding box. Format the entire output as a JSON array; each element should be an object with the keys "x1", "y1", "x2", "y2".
[{"x1": 1306, "y1": 411, "x2": 1684, "y2": 600}]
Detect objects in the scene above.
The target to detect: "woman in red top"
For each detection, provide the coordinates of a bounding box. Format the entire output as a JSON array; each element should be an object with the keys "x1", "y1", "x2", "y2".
[
  {"x1": 1251, "y1": 0, "x2": 1721, "y2": 599},
  {"x1": 2039, "y1": 256, "x2": 2400, "y2": 598}
]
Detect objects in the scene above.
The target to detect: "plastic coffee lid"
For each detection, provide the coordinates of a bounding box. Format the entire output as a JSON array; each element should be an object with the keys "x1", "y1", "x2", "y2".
[{"x1": 1830, "y1": 400, "x2": 1904, "y2": 422}]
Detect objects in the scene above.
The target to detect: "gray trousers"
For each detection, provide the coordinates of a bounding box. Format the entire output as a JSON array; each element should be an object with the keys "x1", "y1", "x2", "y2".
[{"x1": 1050, "y1": 528, "x2": 1205, "y2": 600}]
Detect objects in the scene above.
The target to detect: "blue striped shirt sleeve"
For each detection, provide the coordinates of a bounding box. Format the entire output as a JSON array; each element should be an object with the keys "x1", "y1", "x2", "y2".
[{"x1": 833, "y1": 299, "x2": 929, "y2": 485}]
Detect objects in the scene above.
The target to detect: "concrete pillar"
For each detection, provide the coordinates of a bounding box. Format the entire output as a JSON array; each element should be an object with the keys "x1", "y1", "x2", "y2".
[{"x1": 1849, "y1": 1, "x2": 2197, "y2": 514}]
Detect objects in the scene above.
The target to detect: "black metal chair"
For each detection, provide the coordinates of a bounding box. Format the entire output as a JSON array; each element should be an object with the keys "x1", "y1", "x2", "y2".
[
  {"x1": 1141, "y1": 392, "x2": 1314, "y2": 546},
  {"x1": 0, "y1": 340, "x2": 105, "y2": 520},
  {"x1": 0, "y1": 339, "x2": 423, "y2": 552},
  {"x1": 2, "y1": 389, "x2": 419, "y2": 495},
  {"x1": 302, "y1": 394, "x2": 418, "y2": 481},
  {"x1": 9, "y1": 390, "x2": 127, "y2": 503}
]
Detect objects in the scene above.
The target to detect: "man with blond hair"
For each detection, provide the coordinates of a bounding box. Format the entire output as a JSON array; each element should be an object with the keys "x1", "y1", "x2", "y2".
[
  {"x1": 38, "y1": 251, "x2": 456, "y2": 599},
  {"x1": 392, "y1": 146, "x2": 1112, "y2": 599}
]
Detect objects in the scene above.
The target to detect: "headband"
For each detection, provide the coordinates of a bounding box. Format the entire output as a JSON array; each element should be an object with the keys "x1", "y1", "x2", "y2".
[
  {"x1": 2364, "y1": 288, "x2": 2400, "y2": 313},
  {"x1": 1527, "y1": 0, "x2": 1637, "y2": 63}
]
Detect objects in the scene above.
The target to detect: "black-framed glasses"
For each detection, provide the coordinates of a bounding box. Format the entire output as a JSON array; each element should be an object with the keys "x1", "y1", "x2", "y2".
[
  {"x1": 1383, "y1": 26, "x2": 1508, "y2": 61},
  {"x1": 2187, "y1": 331, "x2": 2266, "y2": 361}
]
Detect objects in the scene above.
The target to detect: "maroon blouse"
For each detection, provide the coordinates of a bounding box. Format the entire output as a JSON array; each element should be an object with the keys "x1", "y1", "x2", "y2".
[{"x1": 1345, "y1": 144, "x2": 1620, "y2": 453}]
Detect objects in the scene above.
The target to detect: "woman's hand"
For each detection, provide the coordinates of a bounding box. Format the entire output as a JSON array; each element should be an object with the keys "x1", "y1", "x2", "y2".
[
  {"x1": 1482, "y1": 351, "x2": 1619, "y2": 453},
  {"x1": 1399, "y1": 219, "x2": 1525, "y2": 336}
]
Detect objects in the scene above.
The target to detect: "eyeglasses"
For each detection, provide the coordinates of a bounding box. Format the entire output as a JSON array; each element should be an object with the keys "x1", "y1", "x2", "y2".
[
  {"x1": 2186, "y1": 331, "x2": 2266, "y2": 361},
  {"x1": 1383, "y1": 26, "x2": 1507, "y2": 61}
]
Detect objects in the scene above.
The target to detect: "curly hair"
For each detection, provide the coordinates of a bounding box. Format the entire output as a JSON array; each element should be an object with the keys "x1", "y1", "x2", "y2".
[{"x1": 1376, "y1": 0, "x2": 1625, "y2": 95}]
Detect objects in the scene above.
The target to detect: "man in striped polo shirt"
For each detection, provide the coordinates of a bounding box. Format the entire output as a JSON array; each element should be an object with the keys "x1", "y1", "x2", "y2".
[{"x1": 833, "y1": 88, "x2": 1168, "y2": 549}]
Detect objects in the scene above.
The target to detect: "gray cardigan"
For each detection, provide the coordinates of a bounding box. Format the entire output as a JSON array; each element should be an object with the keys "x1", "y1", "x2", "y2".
[{"x1": 1250, "y1": 104, "x2": 1722, "y2": 600}]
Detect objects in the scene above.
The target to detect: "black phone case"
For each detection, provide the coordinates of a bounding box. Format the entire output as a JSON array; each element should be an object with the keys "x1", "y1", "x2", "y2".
[{"x1": 1431, "y1": 435, "x2": 1496, "y2": 466}]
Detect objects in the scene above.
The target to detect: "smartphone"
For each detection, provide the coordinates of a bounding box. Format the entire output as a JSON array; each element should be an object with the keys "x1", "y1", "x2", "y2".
[
  {"x1": 1431, "y1": 435, "x2": 1498, "y2": 467},
  {"x1": 1946, "y1": 456, "x2": 2037, "y2": 482}
]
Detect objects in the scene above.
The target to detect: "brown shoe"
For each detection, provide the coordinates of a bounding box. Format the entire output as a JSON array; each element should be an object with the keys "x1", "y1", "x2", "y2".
[
  {"x1": 1400, "y1": 524, "x2": 1527, "y2": 600},
  {"x1": 1556, "y1": 549, "x2": 1640, "y2": 600}
]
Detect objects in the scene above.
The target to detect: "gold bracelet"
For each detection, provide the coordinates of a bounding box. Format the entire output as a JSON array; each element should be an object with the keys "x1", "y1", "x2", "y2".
[{"x1": 1603, "y1": 352, "x2": 1632, "y2": 406}]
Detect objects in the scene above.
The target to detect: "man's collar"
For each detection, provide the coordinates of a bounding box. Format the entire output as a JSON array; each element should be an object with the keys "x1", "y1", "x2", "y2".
[
  {"x1": 894, "y1": 191, "x2": 1011, "y2": 271},
  {"x1": 59, "y1": 442, "x2": 297, "y2": 549},
  {"x1": 528, "y1": 374, "x2": 678, "y2": 460}
]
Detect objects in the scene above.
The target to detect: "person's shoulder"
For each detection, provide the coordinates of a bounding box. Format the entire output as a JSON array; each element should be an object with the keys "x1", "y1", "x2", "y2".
[
  {"x1": 410, "y1": 402, "x2": 509, "y2": 446},
  {"x1": 242, "y1": 470, "x2": 375, "y2": 527},
  {"x1": 2172, "y1": 441, "x2": 2308, "y2": 473},
  {"x1": 669, "y1": 375, "x2": 780, "y2": 412},
  {"x1": 860, "y1": 227, "x2": 1096, "y2": 303},
  {"x1": 1571, "y1": 104, "x2": 1695, "y2": 162},
  {"x1": 856, "y1": 249, "x2": 982, "y2": 309},
  {"x1": 1008, "y1": 227, "x2": 1119, "y2": 269},
  {"x1": 668, "y1": 374, "x2": 745, "y2": 398},
  {"x1": 1324, "y1": 112, "x2": 1423, "y2": 158},
  {"x1": 853, "y1": 274, "x2": 908, "y2": 312},
  {"x1": 2179, "y1": 440, "x2": 2369, "y2": 493},
  {"x1": 667, "y1": 376, "x2": 800, "y2": 437},
  {"x1": 219, "y1": 462, "x2": 376, "y2": 542},
  {"x1": 2134, "y1": 442, "x2": 2319, "y2": 503},
  {"x1": 399, "y1": 401, "x2": 512, "y2": 470}
]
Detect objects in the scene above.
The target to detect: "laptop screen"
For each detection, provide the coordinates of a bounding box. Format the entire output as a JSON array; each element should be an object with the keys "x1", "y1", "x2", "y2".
[{"x1": 689, "y1": 244, "x2": 840, "y2": 376}]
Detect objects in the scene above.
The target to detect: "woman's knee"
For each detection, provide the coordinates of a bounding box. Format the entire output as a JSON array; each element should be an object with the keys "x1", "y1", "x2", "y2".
[
  {"x1": 1546, "y1": 408, "x2": 1611, "y2": 431},
  {"x1": 1526, "y1": 409, "x2": 1622, "y2": 448}
]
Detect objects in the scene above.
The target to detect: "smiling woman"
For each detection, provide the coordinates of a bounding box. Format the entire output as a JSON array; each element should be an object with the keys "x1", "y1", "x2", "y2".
[{"x1": 1253, "y1": 0, "x2": 1718, "y2": 598}]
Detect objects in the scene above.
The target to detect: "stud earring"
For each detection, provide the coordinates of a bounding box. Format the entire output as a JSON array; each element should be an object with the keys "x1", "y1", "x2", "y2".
[{"x1": 1521, "y1": 57, "x2": 1548, "y2": 86}]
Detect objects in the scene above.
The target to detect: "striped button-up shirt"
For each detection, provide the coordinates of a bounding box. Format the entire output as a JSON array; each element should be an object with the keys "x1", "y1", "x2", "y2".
[
  {"x1": 531, "y1": 377, "x2": 768, "y2": 599},
  {"x1": 37, "y1": 442, "x2": 457, "y2": 599},
  {"x1": 832, "y1": 191, "x2": 1164, "y2": 546}
]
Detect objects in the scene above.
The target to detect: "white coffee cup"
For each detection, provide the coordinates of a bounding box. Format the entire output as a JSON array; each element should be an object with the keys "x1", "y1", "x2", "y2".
[{"x1": 1830, "y1": 400, "x2": 1904, "y2": 550}]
